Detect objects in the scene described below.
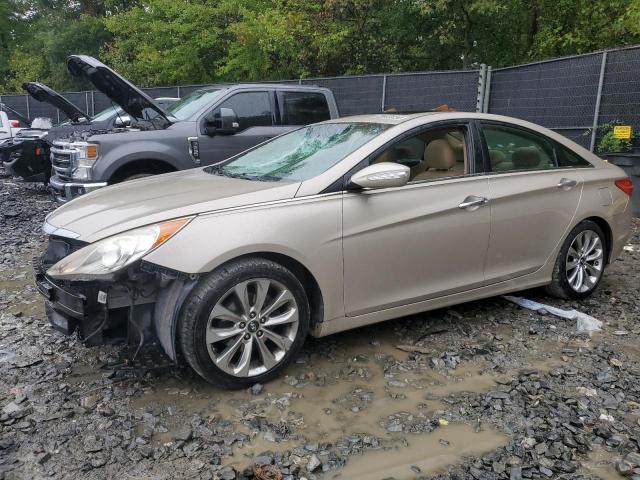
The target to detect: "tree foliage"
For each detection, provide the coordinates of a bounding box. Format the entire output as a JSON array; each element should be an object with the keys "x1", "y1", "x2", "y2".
[{"x1": 1, "y1": 0, "x2": 639, "y2": 93}]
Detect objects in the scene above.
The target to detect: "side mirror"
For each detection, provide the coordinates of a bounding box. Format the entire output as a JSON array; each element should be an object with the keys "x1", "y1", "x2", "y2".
[
  {"x1": 114, "y1": 115, "x2": 131, "y2": 128},
  {"x1": 349, "y1": 162, "x2": 410, "y2": 190},
  {"x1": 205, "y1": 107, "x2": 239, "y2": 136}
]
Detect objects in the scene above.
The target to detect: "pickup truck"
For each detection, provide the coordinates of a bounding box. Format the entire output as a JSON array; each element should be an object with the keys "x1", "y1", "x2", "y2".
[
  {"x1": 1, "y1": 82, "x2": 178, "y2": 183},
  {"x1": 49, "y1": 55, "x2": 339, "y2": 202}
]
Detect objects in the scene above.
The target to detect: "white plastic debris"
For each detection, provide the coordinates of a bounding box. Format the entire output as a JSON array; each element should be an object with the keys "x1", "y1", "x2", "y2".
[
  {"x1": 599, "y1": 413, "x2": 615, "y2": 422},
  {"x1": 503, "y1": 295, "x2": 602, "y2": 333}
]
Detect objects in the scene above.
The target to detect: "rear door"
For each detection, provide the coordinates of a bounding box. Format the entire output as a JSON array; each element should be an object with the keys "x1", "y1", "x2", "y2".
[
  {"x1": 197, "y1": 90, "x2": 283, "y2": 164},
  {"x1": 481, "y1": 122, "x2": 584, "y2": 284},
  {"x1": 276, "y1": 90, "x2": 332, "y2": 128}
]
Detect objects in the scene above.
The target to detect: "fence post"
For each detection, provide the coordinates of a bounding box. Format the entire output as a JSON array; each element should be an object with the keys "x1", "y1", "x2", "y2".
[
  {"x1": 476, "y1": 64, "x2": 487, "y2": 112},
  {"x1": 85, "y1": 91, "x2": 90, "y2": 116},
  {"x1": 590, "y1": 51, "x2": 608, "y2": 152},
  {"x1": 57, "y1": 109, "x2": 60, "y2": 124},
  {"x1": 483, "y1": 66, "x2": 492, "y2": 113},
  {"x1": 25, "y1": 95, "x2": 31, "y2": 120},
  {"x1": 91, "y1": 91, "x2": 95, "y2": 116},
  {"x1": 177, "y1": 85, "x2": 181, "y2": 98},
  {"x1": 381, "y1": 75, "x2": 387, "y2": 112}
]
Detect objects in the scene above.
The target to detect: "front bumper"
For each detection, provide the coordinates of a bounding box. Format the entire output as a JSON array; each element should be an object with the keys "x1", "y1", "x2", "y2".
[
  {"x1": 49, "y1": 174, "x2": 107, "y2": 203},
  {"x1": 34, "y1": 248, "x2": 197, "y2": 360}
]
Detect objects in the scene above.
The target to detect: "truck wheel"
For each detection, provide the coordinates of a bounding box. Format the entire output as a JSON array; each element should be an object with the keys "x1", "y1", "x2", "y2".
[
  {"x1": 545, "y1": 220, "x2": 606, "y2": 299},
  {"x1": 178, "y1": 258, "x2": 310, "y2": 389}
]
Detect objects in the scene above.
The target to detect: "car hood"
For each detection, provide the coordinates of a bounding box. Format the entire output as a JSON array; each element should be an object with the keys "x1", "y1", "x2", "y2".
[
  {"x1": 23, "y1": 82, "x2": 88, "y2": 124},
  {"x1": 46, "y1": 168, "x2": 301, "y2": 243},
  {"x1": 66, "y1": 55, "x2": 172, "y2": 125}
]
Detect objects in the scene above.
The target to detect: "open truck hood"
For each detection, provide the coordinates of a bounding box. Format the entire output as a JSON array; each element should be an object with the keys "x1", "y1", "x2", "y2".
[
  {"x1": 23, "y1": 82, "x2": 88, "y2": 124},
  {"x1": 45, "y1": 167, "x2": 301, "y2": 243},
  {"x1": 66, "y1": 55, "x2": 172, "y2": 124}
]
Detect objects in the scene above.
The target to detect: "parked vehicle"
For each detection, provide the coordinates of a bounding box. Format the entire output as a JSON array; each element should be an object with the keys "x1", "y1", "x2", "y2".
[
  {"x1": 35, "y1": 112, "x2": 633, "y2": 388},
  {"x1": 0, "y1": 103, "x2": 29, "y2": 141},
  {"x1": 48, "y1": 55, "x2": 339, "y2": 202},
  {"x1": 0, "y1": 103, "x2": 31, "y2": 169},
  {"x1": 0, "y1": 82, "x2": 178, "y2": 183}
]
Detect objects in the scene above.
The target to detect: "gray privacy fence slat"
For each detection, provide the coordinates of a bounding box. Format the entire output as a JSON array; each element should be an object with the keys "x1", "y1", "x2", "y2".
[{"x1": 2, "y1": 44, "x2": 640, "y2": 151}]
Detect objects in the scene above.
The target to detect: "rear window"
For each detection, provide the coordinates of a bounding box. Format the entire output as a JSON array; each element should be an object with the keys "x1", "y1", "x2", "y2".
[{"x1": 280, "y1": 92, "x2": 330, "y2": 125}]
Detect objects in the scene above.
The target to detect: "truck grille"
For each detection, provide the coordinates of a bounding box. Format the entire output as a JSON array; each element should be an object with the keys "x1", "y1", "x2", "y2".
[{"x1": 50, "y1": 142, "x2": 76, "y2": 181}]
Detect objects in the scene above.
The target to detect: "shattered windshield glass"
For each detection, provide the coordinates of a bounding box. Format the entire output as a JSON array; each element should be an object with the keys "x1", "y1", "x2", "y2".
[{"x1": 211, "y1": 122, "x2": 389, "y2": 182}]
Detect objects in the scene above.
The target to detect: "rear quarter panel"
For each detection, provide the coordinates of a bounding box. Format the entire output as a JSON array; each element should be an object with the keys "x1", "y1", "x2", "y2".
[{"x1": 575, "y1": 162, "x2": 632, "y2": 262}]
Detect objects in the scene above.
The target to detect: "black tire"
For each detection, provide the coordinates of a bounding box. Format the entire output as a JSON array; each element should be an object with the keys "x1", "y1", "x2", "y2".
[
  {"x1": 178, "y1": 258, "x2": 310, "y2": 389},
  {"x1": 545, "y1": 220, "x2": 607, "y2": 299}
]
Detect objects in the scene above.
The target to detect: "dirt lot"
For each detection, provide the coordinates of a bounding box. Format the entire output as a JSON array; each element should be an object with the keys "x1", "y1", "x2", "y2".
[{"x1": 1, "y1": 177, "x2": 640, "y2": 480}]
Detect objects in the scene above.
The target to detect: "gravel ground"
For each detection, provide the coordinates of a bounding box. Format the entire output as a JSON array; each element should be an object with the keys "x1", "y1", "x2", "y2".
[{"x1": 1, "y1": 177, "x2": 640, "y2": 480}]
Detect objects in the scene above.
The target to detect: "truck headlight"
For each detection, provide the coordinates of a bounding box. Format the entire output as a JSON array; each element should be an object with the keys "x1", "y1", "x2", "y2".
[
  {"x1": 47, "y1": 218, "x2": 192, "y2": 280},
  {"x1": 71, "y1": 142, "x2": 99, "y2": 180}
]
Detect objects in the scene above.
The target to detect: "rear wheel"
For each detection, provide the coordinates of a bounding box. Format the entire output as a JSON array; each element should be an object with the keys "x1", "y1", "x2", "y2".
[
  {"x1": 178, "y1": 258, "x2": 310, "y2": 389},
  {"x1": 545, "y1": 220, "x2": 606, "y2": 299}
]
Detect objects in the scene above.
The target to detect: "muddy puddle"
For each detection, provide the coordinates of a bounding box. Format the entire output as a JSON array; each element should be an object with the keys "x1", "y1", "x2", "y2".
[
  {"x1": 124, "y1": 314, "x2": 569, "y2": 476},
  {"x1": 0, "y1": 264, "x2": 43, "y2": 318},
  {"x1": 581, "y1": 445, "x2": 624, "y2": 479},
  {"x1": 332, "y1": 423, "x2": 506, "y2": 479}
]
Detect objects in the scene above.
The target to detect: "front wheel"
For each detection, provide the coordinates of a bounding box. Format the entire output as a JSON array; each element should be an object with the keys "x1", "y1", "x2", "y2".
[
  {"x1": 178, "y1": 258, "x2": 310, "y2": 389},
  {"x1": 545, "y1": 220, "x2": 607, "y2": 299}
]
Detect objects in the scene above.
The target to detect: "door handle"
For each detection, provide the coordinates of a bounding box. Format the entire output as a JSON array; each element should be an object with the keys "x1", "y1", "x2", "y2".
[
  {"x1": 458, "y1": 195, "x2": 489, "y2": 210},
  {"x1": 557, "y1": 178, "x2": 577, "y2": 189}
]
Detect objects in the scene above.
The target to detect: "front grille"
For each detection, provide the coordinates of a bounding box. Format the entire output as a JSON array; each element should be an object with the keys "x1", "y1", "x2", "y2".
[{"x1": 51, "y1": 142, "x2": 76, "y2": 181}]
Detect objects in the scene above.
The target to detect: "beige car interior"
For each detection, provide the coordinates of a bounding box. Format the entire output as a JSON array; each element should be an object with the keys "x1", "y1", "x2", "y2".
[
  {"x1": 373, "y1": 128, "x2": 467, "y2": 181},
  {"x1": 485, "y1": 126, "x2": 556, "y2": 172}
]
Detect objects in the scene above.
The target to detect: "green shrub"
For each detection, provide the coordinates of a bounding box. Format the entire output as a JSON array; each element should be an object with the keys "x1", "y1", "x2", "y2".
[{"x1": 596, "y1": 122, "x2": 634, "y2": 154}]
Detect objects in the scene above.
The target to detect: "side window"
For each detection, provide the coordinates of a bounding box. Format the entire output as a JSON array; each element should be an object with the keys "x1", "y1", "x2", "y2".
[
  {"x1": 557, "y1": 145, "x2": 593, "y2": 168},
  {"x1": 371, "y1": 126, "x2": 468, "y2": 182},
  {"x1": 483, "y1": 124, "x2": 556, "y2": 172},
  {"x1": 280, "y1": 92, "x2": 331, "y2": 125},
  {"x1": 213, "y1": 92, "x2": 273, "y2": 131}
]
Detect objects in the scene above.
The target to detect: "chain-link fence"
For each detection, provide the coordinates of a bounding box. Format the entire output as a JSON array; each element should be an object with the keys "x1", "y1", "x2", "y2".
[{"x1": 2, "y1": 45, "x2": 640, "y2": 151}]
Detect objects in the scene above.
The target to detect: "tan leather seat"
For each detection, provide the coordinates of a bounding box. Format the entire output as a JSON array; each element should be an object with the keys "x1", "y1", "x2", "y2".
[
  {"x1": 413, "y1": 139, "x2": 457, "y2": 180},
  {"x1": 512, "y1": 146, "x2": 540, "y2": 170}
]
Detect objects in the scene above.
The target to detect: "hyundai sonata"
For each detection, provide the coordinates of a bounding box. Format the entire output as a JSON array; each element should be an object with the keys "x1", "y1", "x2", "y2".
[{"x1": 35, "y1": 113, "x2": 633, "y2": 388}]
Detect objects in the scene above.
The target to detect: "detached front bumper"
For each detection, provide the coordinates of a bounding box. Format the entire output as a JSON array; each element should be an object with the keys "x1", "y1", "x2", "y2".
[{"x1": 49, "y1": 174, "x2": 107, "y2": 203}]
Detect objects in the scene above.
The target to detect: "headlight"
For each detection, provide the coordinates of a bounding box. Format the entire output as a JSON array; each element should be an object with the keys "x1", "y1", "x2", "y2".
[
  {"x1": 71, "y1": 142, "x2": 99, "y2": 180},
  {"x1": 47, "y1": 218, "x2": 192, "y2": 280}
]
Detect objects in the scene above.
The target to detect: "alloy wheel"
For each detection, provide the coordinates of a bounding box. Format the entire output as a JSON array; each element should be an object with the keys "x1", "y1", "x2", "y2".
[
  {"x1": 205, "y1": 278, "x2": 299, "y2": 377},
  {"x1": 565, "y1": 229, "x2": 604, "y2": 293}
]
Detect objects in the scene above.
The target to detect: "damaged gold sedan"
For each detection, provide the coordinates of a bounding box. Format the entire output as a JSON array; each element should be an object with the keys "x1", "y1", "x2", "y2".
[{"x1": 35, "y1": 113, "x2": 633, "y2": 388}]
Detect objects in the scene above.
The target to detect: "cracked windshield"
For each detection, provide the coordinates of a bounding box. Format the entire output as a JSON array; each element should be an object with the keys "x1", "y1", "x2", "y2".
[{"x1": 216, "y1": 123, "x2": 389, "y2": 181}]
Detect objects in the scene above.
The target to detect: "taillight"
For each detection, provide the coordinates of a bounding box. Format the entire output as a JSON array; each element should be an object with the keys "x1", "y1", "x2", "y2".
[
  {"x1": 615, "y1": 178, "x2": 634, "y2": 197},
  {"x1": 9, "y1": 120, "x2": 20, "y2": 128}
]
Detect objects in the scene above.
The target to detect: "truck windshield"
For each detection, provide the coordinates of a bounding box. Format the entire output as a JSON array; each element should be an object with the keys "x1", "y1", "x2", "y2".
[
  {"x1": 209, "y1": 122, "x2": 390, "y2": 182},
  {"x1": 168, "y1": 88, "x2": 222, "y2": 120}
]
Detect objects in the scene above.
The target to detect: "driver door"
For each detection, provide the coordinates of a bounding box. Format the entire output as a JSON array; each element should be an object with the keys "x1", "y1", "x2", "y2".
[
  {"x1": 342, "y1": 123, "x2": 491, "y2": 316},
  {"x1": 197, "y1": 90, "x2": 284, "y2": 165}
]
